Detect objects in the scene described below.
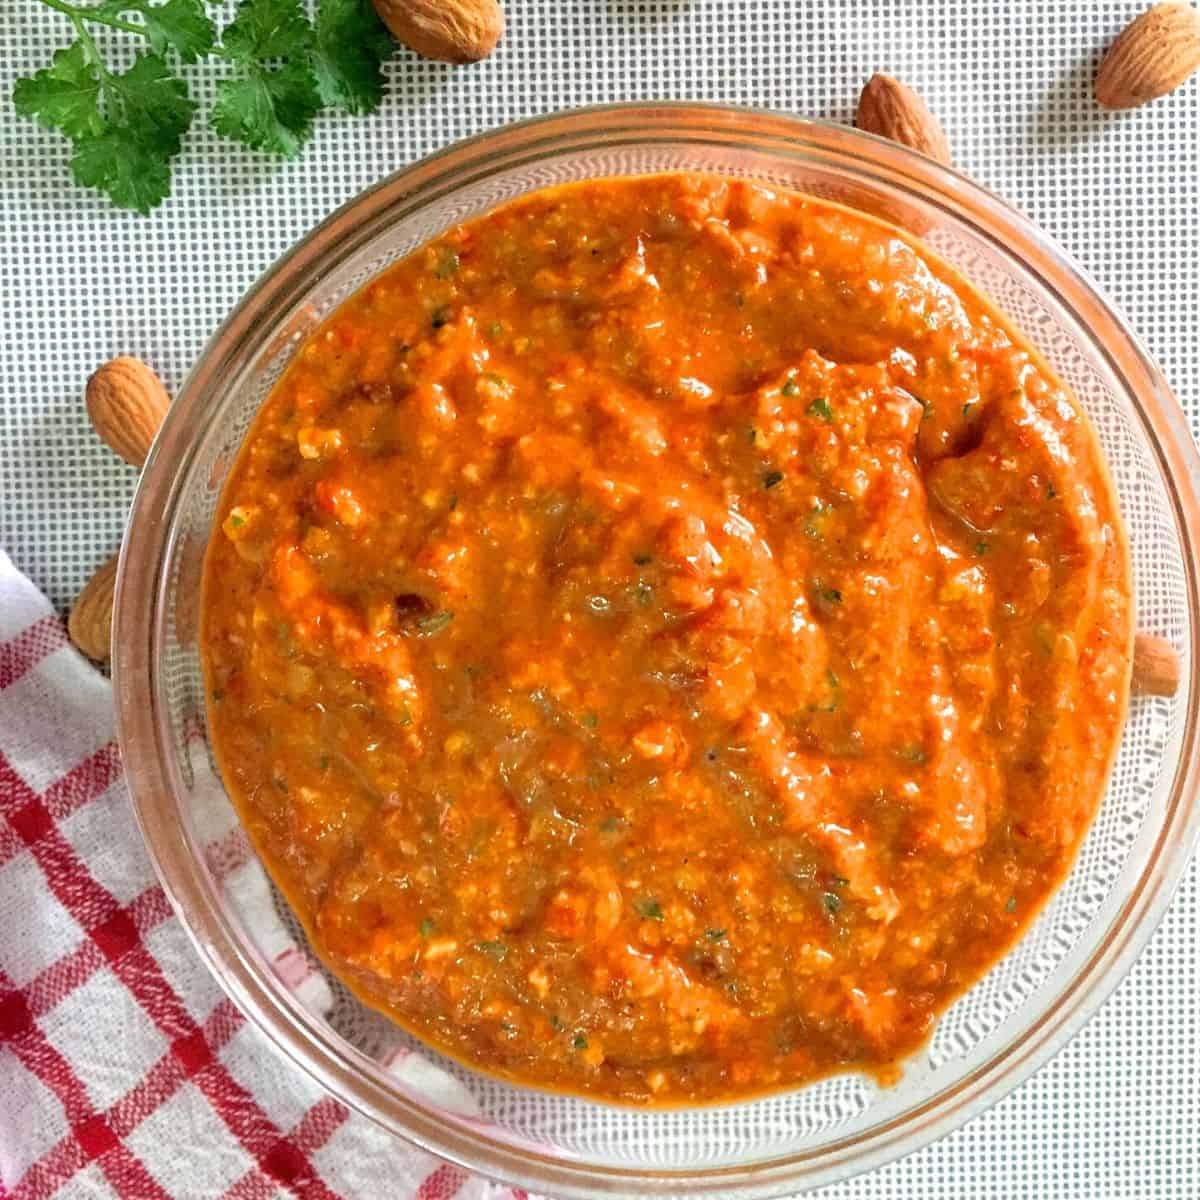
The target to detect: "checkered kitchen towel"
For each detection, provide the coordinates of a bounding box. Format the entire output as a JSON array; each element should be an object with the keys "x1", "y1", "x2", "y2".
[{"x1": 0, "y1": 548, "x2": 528, "y2": 1200}]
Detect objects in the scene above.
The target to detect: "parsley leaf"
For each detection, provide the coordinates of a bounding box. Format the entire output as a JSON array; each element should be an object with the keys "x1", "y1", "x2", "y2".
[
  {"x1": 135, "y1": 0, "x2": 217, "y2": 63},
  {"x1": 474, "y1": 940, "x2": 508, "y2": 961},
  {"x1": 434, "y1": 249, "x2": 461, "y2": 278},
  {"x1": 213, "y1": 0, "x2": 321, "y2": 157},
  {"x1": 413, "y1": 609, "x2": 454, "y2": 635},
  {"x1": 14, "y1": 0, "x2": 398, "y2": 212},
  {"x1": 13, "y1": 43, "x2": 104, "y2": 139},
  {"x1": 311, "y1": 0, "x2": 393, "y2": 115},
  {"x1": 71, "y1": 124, "x2": 173, "y2": 214},
  {"x1": 222, "y1": 0, "x2": 314, "y2": 61},
  {"x1": 212, "y1": 61, "x2": 322, "y2": 157},
  {"x1": 107, "y1": 52, "x2": 195, "y2": 156},
  {"x1": 54, "y1": 51, "x2": 196, "y2": 214}
]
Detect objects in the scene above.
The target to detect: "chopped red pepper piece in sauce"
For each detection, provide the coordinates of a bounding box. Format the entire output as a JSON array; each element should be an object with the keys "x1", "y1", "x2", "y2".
[{"x1": 202, "y1": 175, "x2": 1131, "y2": 1105}]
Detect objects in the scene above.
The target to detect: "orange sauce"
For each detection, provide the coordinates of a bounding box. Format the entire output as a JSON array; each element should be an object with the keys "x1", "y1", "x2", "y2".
[{"x1": 202, "y1": 175, "x2": 1131, "y2": 1104}]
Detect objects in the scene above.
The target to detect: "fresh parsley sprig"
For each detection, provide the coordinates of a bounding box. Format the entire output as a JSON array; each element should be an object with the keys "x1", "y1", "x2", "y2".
[{"x1": 14, "y1": 0, "x2": 395, "y2": 214}]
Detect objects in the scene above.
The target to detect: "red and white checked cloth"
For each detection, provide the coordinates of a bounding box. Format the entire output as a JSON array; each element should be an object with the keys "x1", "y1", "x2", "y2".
[{"x1": 0, "y1": 550, "x2": 531, "y2": 1200}]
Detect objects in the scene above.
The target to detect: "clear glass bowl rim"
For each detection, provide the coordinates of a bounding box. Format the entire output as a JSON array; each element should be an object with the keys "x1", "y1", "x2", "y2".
[{"x1": 113, "y1": 102, "x2": 1200, "y2": 1198}]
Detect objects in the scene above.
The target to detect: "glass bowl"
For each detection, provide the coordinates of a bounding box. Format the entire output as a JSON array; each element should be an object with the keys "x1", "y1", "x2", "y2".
[{"x1": 113, "y1": 104, "x2": 1200, "y2": 1198}]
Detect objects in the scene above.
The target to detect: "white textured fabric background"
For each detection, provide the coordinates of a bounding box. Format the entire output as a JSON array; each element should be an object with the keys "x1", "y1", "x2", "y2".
[{"x1": 2, "y1": 1, "x2": 1198, "y2": 1196}]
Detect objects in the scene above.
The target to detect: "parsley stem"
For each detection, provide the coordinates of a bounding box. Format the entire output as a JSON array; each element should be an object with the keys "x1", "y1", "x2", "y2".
[
  {"x1": 38, "y1": 0, "x2": 145, "y2": 39},
  {"x1": 37, "y1": 0, "x2": 236, "y2": 59},
  {"x1": 60, "y1": 8, "x2": 112, "y2": 83}
]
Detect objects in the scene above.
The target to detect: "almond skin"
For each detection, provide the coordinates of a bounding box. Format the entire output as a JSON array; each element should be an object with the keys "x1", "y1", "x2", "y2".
[
  {"x1": 1096, "y1": 2, "x2": 1200, "y2": 109},
  {"x1": 373, "y1": 0, "x2": 503, "y2": 63},
  {"x1": 69, "y1": 555, "x2": 118, "y2": 663},
  {"x1": 855, "y1": 74, "x2": 952, "y2": 166},
  {"x1": 1132, "y1": 631, "x2": 1182, "y2": 697},
  {"x1": 85, "y1": 356, "x2": 170, "y2": 468}
]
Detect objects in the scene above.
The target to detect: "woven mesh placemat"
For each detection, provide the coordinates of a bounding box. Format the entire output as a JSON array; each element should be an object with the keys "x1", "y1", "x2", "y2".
[{"x1": 2, "y1": 2, "x2": 1197, "y2": 1195}]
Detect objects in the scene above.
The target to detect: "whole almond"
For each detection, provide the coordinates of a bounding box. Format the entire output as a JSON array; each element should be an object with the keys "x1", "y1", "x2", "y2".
[
  {"x1": 69, "y1": 555, "x2": 118, "y2": 663},
  {"x1": 373, "y1": 0, "x2": 503, "y2": 63},
  {"x1": 1132, "y1": 631, "x2": 1182, "y2": 696},
  {"x1": 1096, "y1": 2, "x2": 1200, "y2": 109},
  {"x1": 855, "y1": 74, "x2": 953, "y2": 166},
  {"x1": 85, "y1": 356, "x2": 170, "y2": 468}
]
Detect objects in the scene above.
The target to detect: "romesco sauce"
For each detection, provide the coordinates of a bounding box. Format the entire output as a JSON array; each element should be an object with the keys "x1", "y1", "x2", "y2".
[{"x1": 201, "y1": 175, "x2": 1131, "y2": 1105}]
